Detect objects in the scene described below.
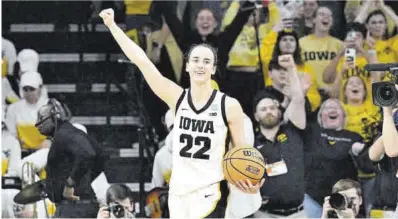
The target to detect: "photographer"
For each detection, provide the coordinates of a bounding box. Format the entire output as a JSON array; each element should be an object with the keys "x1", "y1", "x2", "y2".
[
  {"x1": 380, "y1": 104, "x2": 398, "y2": 158},
  {"x1": 97, "y1": 184, "x2": 135, "y2": 219},
  {"x1": 367, "y1": 108, "x2": 398, "y2": 218},
  {"x1": 321, "y1": 179, "x2": 363, "y2": 219}
]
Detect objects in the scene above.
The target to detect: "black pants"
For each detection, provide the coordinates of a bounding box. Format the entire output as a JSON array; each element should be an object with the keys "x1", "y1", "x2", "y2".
[{"x1": 54, "y1": 200, "x2": 99, "y2": 218}]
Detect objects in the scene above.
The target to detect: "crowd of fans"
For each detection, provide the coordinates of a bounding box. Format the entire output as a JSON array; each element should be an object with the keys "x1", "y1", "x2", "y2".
[{"x1": 2, "y1": 0, "x2": 398, "y2": 218}]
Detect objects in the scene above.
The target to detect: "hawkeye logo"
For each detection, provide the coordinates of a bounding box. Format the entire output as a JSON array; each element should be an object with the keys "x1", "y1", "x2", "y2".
[{"x1": 277, "y1": 133, "x2": 287, "y2": 142}]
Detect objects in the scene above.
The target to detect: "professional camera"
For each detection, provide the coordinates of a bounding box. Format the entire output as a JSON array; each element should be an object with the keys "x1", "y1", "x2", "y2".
[
  {"x1": 326, "y1": 193, "x2": 354, "y2": 218},
  {"x1": 329, "y1": 193, "x2": 354, "y2": 210},
  {"x1": 372, "y1": 82, "x2": 398, "y2": 107},
  {"x1": 106, "y1": 203, "x2": 125, "y2": 218},
  {"x1": 368, "y1": 63, "x2": 398, "y2": 107}
]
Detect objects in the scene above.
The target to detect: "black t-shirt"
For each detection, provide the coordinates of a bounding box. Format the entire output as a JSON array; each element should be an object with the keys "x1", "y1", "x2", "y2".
[
  {"x1": 304, "y1": 123, "x2": 363, "y2": 205},
  {"x1": 255, "y1": 122, "x2": 305, "y2": 209},
  {"x1": 372, "y1": 155, "x2": 398, "y2": 208}
]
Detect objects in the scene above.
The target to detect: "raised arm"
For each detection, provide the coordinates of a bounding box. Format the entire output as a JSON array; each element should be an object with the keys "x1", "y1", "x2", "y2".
[
  {"x1": 381, "y1": 107, "x2": 398, "y2": 157},
  {"x1": 155, "y1": 1, "x2": 187, "y2": 52},
  {"x1": 377, "y1": 0, "x2": 398, "y2": 28},
  {"x1": 369, "y1": 136, "x2": 385, "y2": 161},
  {"x1": 280, "y1": 55, "x2": 306, "y2": 129},
  {"x1": 354, "y1": 0, "x2": 373, "y2": 24},
  {"x1": 218, "y1": 1, "x2": 255, "y2": 55},
  {"x1": 100, "y1": 9, "x2": 183, "y2": 110}
]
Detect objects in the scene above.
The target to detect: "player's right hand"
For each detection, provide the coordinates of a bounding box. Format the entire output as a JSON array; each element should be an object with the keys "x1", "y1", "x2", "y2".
[{"x1": 99, "y1": 8, "x2": 115, "y2": 27}]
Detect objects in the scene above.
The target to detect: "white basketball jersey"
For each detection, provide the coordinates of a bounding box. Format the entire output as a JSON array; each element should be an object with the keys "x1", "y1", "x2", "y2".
[{"x1": 169, "y1": 89, "x2": 229, "y2": 195}]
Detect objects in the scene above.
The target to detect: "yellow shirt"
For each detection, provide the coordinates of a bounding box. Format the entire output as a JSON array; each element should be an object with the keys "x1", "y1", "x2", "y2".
[
  {"x1": 6, "y1": 98, "x2": 48, "y2": 150},
  {"x1": 370, "y1": 35, "x2": 398, "y2": 64},
  {"x1": 260, "y1": 31, "x2": 278, "y2": 78},
  {"x1": 343, "y1": 102, "x2": 381, "y2": 143},
  {"x1": 299, "y1": 34, "x2": 343, "y2": 89},
  {"x1": 336, "y1": 56, "x2": 372, "y2": 104},
  {"x1": 124, "y1": 0, "x2": 152, "y2": 15},
  {"x1": 222, "y1": 2, "x2": 279, "y2": 68},
  {"x1": 227, "y1": 25, "x2": 267, "y2": 67}
]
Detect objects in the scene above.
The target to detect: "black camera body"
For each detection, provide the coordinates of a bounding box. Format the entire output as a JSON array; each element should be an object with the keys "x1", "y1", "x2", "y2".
[
  {"x1": 371, "y1": 65, "x2": 398, "y2": 107},
  {"x1": 106, "y1": 203, "x2": 125, "y2": 218},
  {"x1": 329, "y1": 193, "x2": 353, "y2": 210},
  {"x1": 326, "y1": 193, "x2": 354, "y2": 218},
  {"x1": 372, "y1": 82, "x2": 398, "y2": 107}
]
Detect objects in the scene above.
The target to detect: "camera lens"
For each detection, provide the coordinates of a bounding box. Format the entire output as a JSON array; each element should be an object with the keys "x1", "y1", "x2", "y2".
[
  {"x1": 108, "y1": 204, "x2": 125, "y2": 218},
  {"x1": 329, "y1": 193, "x2": 346, "y2": 210},
  {"x1": 380, "y1": 86, "x2": 394, "y2": 101},
  {"x1": 373, "y1": 82, "x2": 398, "y2": 107}
]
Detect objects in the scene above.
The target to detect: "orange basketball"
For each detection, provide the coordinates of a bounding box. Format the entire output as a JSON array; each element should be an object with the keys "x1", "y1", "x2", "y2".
[{"x1": 223, "y1": 147, "x2": 266, "y2": 185}]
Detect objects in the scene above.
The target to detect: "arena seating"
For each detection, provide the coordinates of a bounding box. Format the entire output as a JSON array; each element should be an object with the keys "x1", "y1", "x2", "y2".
[{"x1": 2, "y1": 1, "x2": 152, "y2": 201}]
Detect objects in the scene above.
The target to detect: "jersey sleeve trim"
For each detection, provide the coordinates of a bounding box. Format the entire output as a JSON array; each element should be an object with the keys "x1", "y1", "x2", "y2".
[
  {"x1": 175, "y1": 89, "x2": 186, "y2": 116},
  {"x1": 221, "y1": 94, "x2": 227, "y2": 127}
]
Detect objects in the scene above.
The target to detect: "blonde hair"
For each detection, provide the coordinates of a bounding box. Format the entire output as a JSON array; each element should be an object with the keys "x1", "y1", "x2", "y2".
[{"x1": 317, "y1": 98, "x2": 347, "y2": 130}]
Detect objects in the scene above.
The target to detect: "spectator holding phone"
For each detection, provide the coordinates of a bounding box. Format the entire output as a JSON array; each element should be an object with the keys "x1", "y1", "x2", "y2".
[
  {"x1": 323, "y1": 22, "x2": 381, "y2": 103},
  {"x1": 323, "y1": 23, "x2": 383, "y2": 217}
]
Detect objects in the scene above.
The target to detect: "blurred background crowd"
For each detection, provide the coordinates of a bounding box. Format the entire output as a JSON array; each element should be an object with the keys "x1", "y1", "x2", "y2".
[{"x1": 2, "y1": 0, "x2": 398, "y2": 218}]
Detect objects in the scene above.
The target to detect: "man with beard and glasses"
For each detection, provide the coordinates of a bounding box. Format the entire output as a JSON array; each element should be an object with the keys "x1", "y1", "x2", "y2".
[
  {"x1": 35, "y1": 98, "x2": 100, "y2": 218},
  {"x1": 253, "y1": 55, "x2": 306, "y2": 218},
  {"x1": 303, "y1": 99, "x2": 373, "y2": 218}
]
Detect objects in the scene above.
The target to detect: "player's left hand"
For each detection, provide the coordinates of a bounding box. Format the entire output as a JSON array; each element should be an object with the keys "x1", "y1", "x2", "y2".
[
  {"x1": 234, "y1": 178, "x2": 265, "y2": 194},
  {"x1": 63, "y1": 186, "x2": 80, "y2": 201}
]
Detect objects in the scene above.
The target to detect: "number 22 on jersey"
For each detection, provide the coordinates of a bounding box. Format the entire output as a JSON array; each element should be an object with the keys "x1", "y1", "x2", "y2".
[{"x1": 179, "y1": 134, "x2": 211, "y2": 160}]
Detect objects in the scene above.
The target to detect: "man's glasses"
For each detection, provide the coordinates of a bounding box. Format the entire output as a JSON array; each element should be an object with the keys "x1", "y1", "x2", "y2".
[{"x1": 35, "y1": 116, "x2": 52, "y2": 127}]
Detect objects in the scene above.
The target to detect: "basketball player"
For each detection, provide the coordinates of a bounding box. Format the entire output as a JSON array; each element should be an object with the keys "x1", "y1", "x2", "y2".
[{"x1": 100, "y1": 8, "x2": 264, "y2": 218}]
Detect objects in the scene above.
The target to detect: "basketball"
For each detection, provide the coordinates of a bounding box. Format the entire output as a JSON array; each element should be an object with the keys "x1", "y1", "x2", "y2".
[{"x1": 223, "y1": 147, "x2": 265, "y2": 185}]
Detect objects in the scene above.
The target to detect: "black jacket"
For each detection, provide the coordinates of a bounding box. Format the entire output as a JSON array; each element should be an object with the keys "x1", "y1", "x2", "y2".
[{"x1": 45, "y1": 122, "x2": 98, "y2": 203}]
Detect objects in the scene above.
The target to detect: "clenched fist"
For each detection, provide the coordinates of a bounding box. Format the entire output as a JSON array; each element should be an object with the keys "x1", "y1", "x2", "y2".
[
  {"x1": 278, "y1": 54, "x2": 296, "y2": 69},
  {"x1": 99, "y1": 8, "x2": 115, "y2": 27}
]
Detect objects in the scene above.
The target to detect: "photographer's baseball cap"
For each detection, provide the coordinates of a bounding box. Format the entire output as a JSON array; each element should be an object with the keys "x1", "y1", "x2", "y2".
[
  {"x1": 17, "y1": 49, "x2": 39, "y2": 73},
  {"x1": 20, "y1": 71, "x2": 43, "y2": 89}
]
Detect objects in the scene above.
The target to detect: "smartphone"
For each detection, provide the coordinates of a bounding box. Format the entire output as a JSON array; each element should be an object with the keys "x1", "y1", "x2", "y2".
[{"x1": 345, "y1": 48, "x2": 356, "y2": 64}]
